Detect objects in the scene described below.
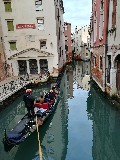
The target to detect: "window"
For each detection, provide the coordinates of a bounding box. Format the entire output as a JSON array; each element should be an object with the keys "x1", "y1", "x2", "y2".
[
  {"x1": 35, "y1": 0, "x2": 42, "y2": 11},
  {"x1": 57, "y1": 8, "x2": 60, "y2": 21},
  {"x1": 86, "y1": 53, "x2": 88, "y2": 56},
  {"x1": 94, "y1": 56, "x2": 96, "y2": 67},
  {"x1": 65, "y1": 36, "x2": 68, "y2": 41},
  {"x1": 59, "y1": 47, "x2": 61, "y2": 57},
  {"x1": 4, "y1": 2, "x2": 12, "y2": 12},
  {"x1": 9, "y1": 41, "x2": 17, "y2": 51},
  {"x1": 37, "y1": 18, "x2": 44, "y2": 30},
  {"x1": 100, "y1": 56, "x2": 103, "y2": 70},
  {"x1": 40, "y1": 59, "x2": 48, "y2": 70},
  {"x1": 40, "y1": 40, "x2": 46, "y2": 49},
  {"x1": 59, "y1": 27, "x2": 60, "y2": 40},
  {"x1": 101, "y1": 0, "x2": 104, "y2": 10},
  {"x1": 64, "y1": 26, "x2": 67, "y2": 31},
  {"x1": 65, "y1": 45, "x2": 68, "y2": 52},
  {"x1": 7, "y1": 20, "x2": 14, "y2": 31},
  {"x1": 107, "y1": 55, "x2": 111, "y2": 83}
]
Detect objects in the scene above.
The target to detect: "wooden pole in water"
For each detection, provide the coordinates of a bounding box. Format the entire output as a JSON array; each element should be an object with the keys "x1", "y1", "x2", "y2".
[{"x1": 36, "y1": 115, "x2": 43, "y2": 160}]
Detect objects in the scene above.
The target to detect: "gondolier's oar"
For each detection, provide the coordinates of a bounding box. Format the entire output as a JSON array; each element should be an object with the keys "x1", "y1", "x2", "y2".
[{"x1": 36, "y1": 115, "x2": 43, "y2": 160}]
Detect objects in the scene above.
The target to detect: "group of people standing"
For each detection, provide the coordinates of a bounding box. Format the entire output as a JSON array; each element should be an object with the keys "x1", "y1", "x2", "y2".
[{"x1": 23, "y1": 85, "x2": 58, "y2": 118}]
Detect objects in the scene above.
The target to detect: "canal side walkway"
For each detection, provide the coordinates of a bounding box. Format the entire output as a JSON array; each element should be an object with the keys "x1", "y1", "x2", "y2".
[
  {"x1": 0, "y1": 76, "x2": 30, "y2": 103},
  {"x1": 0, "y1": 74, "x2": 50, "y2": 103}
]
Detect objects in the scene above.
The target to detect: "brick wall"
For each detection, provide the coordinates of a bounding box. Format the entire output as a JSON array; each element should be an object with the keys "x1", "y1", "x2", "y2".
[
  {"x1": 92, "y1": 46, "x2": 104, "y2": 87},
  {"x1": 64, "y1": 22, "x2": 72, "y2": 62}
]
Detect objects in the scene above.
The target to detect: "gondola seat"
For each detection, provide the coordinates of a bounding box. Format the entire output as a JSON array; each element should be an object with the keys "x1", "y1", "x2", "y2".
[{"x1": 34, "y1": 102, "x2": 49, "y2": 110}]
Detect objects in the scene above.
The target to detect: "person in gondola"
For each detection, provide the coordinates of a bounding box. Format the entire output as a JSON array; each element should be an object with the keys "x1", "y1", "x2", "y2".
[
  {"x1": 49, "y1": 89, "x2": 55, "y2": 100},
  {"x1": 52, "y1": 85, "x2": 59, "y2": 96},
  {"x1": 23, "y1": 89, "x2": 35, "y2": 118},
  {"x1": 44, "y1": 92, "x2": 50, "y2": 102},
  {"x1": 39, "y1": 95, "x2": 44, "y2": 103}
]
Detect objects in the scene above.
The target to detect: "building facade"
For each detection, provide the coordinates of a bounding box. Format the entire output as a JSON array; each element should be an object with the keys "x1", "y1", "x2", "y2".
[
  {"x1": 64, "y1": 22, "x2": 72, "y2": 62},
  {"x1": 107, "y1": 0, "x2": 120, "y2": 96},
  {"x1": 0, "y1": 0, "x2": 65, "y2": 77},
  {"x1": 90, "y1": 0, "x2": 109, "y2": 92},
  {"x1": 71, "y1": 32, "x2": 76, "y2": 59},
  {"x1": 0, "y1": 18, "x2": 7, "y2": 81},
  {"x1": 74, "y1": 25, "x2": 90, "y2": 60}
]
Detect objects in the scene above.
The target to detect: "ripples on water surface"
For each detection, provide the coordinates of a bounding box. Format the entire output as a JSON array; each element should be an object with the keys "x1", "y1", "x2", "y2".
[{"x1": 0, "y1": 61, "x2": 120, "y2": 160}]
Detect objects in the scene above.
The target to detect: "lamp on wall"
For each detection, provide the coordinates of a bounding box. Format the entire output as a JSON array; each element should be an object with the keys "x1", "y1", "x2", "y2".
[{"x1": 50, "y1": 42, "x2": 53, "y2": 47}]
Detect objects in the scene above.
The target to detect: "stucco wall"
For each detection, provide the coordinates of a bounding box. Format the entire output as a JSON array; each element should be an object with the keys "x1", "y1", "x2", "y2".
[{"x1": 0, "y1": 0, "x2": 65, "y2": 76}]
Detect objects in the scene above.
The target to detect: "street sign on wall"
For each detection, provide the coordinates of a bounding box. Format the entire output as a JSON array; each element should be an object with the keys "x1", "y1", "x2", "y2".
[{"x1": 16, "y1": 24, "x2": 36, "y2": 29}]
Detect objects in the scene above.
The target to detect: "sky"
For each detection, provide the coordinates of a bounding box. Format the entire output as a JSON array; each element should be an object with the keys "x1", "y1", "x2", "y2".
[{"x1": 63, "y1": 0, "x2": 92, "y2": 33}]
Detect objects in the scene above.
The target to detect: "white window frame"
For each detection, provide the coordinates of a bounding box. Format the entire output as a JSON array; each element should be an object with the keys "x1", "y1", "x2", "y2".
[
  {"x1": 35, "y1": 0, "x2": 42, "y2": 11},
  {"x1": 64, "y1": 26, "x2": 67, "y2": 31},
  {"x1": 37, "y1": 18, "x2": 44, "y2": 30}
]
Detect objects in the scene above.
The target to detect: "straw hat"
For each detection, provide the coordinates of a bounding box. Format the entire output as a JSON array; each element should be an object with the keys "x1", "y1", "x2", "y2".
[{"x1": 26, "y1": 89, "x2": 32, "y2": 93}]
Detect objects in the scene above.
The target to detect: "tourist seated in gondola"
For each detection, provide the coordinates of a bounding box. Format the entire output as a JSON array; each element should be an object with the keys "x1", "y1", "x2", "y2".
[
  {"x1": 23, "y1": 89, "x2": 35, "y2": 118},
  {"x1": 44, "y1": 92, "x2": 50, "y2": 102},
  {"x1": 39, "y1": 95, "x2": 45, "y2": 103}
]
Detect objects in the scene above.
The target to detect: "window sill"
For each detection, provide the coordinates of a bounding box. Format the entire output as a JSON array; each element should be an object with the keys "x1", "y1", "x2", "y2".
[{"x1": 36, "y1": 9, "x2": 43, "y2": 11}]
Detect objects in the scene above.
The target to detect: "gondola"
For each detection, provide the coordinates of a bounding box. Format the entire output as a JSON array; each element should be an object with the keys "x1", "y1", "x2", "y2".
[{"x1": 3, "y1": 88, "x2": 60, "y2": 152}]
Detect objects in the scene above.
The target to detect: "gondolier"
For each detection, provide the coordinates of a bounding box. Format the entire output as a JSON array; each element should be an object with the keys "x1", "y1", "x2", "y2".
[{"x1": 23, "y1": 89, "x2": 35, "y2": 118}]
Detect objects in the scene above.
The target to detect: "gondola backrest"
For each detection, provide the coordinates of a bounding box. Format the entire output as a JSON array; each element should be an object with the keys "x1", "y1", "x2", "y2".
[{"x1": 34, "y1": 103, "x2": 49, "y2": 110}]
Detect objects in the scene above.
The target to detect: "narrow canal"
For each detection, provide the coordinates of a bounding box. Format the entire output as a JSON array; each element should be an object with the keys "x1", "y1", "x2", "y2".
[{"x1": 0, "y1": 61, "x2": 120, "y2": 160}]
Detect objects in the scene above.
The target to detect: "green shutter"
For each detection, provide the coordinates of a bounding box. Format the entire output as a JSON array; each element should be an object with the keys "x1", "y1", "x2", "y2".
[
  {"x1": 10, "y1": 42, "x2": 16, "y2": 51},
  {"x1": 4, "y1": 2, "x2": 12, "y2": 12},
  {"x1": 7, "y1": 21, "x2": 14, "y2": 31}
]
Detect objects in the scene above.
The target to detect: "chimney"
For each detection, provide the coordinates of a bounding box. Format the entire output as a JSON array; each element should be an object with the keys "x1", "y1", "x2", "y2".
[{"x1": 75, "y1": 26, "x2": 77, "y2": 33}]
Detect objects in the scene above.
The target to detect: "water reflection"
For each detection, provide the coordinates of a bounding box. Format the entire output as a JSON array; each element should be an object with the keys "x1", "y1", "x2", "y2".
[
  {"x1": 73, "y1": 61, "x2": 91, "y2": 90},
  {"x1": 1, "y1": 61, "x2": 120, "y2": 160},
  {"x1": 87, "y1": 83, "x2": 120, "y2": 160}
]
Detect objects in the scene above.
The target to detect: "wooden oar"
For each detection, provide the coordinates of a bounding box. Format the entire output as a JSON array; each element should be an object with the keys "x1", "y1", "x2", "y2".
[{"x1": 36, "y1": 115, "x2": 43, "y2": 160}]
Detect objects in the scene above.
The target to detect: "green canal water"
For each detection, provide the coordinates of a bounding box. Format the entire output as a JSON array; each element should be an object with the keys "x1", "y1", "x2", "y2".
[{"x1": 0, "y1": 61, "x2": 120, "y2": 160}]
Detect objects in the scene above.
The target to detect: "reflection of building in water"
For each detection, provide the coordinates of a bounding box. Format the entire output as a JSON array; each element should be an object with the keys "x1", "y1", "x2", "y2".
[
  {"x1": 41, "y1": 73, "x2": 68, "y2": 160},
  {"x1": 81, "y1": 61, "x2": 91, "y2": 75},
  {"x1": 82, "y1": 75, "x2": 90, "y2": 90},
  {"x1": 87, "y1": 84, "x2": 120, "y2": 160},
  {"x1": 66, "y1": 65, "x2": 73, "y2": 98},
  {"x1": 75, "y1": 61, "x2": 91, "y2": 89},
  {"x1": 75, "y1": 61, "x2": 83, "y2": 88}
]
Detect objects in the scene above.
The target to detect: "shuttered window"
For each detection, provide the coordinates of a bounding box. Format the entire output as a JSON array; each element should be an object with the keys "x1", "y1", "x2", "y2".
[
  {"x1": 7, "y1": 20, "x2": 14, "y2": 31},
  {"x1": 4, "y1": 2, "x2": 12, "y2": 12},
  {"x1": 9, "y1": 42, "x2": 17, "y2": 50}
]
